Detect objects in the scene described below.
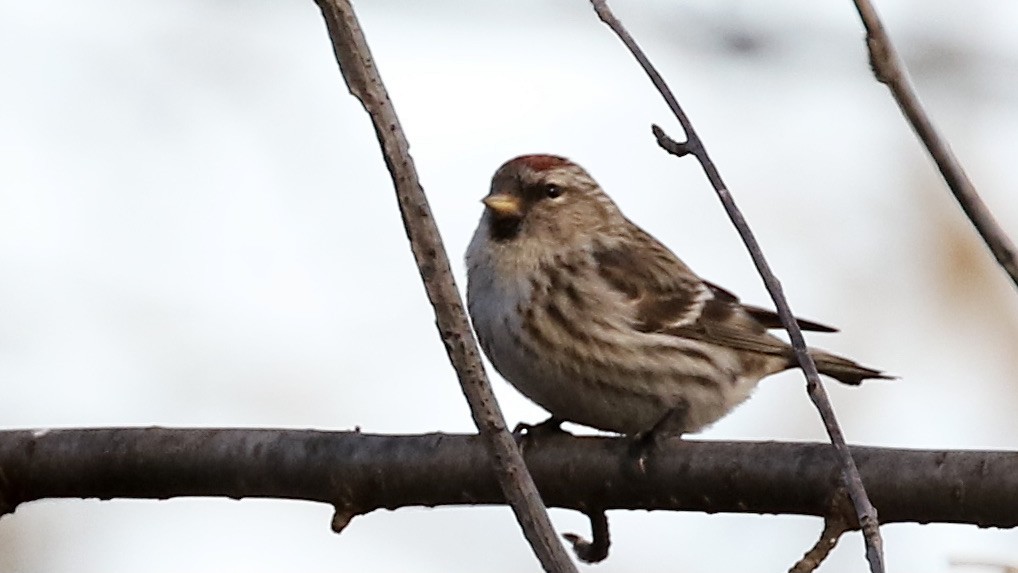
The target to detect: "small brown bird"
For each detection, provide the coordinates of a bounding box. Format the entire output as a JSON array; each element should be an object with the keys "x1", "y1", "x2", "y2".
[{"x1": 465, "y1": 154, "x2": 889, "y2": 437}]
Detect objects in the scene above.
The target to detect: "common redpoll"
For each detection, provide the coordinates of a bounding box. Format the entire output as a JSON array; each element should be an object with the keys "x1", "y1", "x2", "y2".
[{"x1": 465, "y1": 154, "x2": 889, "y2": 436}]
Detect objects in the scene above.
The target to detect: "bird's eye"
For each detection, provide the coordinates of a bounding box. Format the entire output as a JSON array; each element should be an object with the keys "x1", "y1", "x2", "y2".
[{"x1": 544, "y1": 184, "x2": 563, "y2": 199}]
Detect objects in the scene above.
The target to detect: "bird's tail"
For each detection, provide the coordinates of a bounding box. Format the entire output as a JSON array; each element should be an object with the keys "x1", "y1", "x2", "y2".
[{"x1": 802, "y1": 349, "x2": 893, "y2": 386}]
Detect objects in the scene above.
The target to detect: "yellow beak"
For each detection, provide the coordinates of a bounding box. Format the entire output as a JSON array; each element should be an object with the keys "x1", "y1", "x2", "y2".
[{"x1": 482, "y1": 193, "x2": 523, "y2": 218}]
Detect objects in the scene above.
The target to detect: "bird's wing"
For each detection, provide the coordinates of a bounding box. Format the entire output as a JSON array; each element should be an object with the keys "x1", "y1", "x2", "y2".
[
  {"x1": 591, "y1": 231, "x2": 832, "y2": 356},
  {"x1": 591, "y1": 230, "x2": 711, "y2": 332},
  {"x1": 703, "y1": 281, "x2": 838, "y2": 333}
]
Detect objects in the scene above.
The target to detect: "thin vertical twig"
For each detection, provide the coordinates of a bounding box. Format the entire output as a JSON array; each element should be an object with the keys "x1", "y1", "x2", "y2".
[
  {"x1": 588, "y1": 1, "x2": 885, "y2": 572},
  {"x1": 312, "y1": 2, "x2": 577, "y2": 571},
  {"x1": 851, "y1": 0, "x2": 1018, "y2": 290}
]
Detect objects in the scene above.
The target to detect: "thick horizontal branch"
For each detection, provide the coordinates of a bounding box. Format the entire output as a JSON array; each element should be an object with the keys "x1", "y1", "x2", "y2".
[{"x1": 0, "y1": 428, "x2": 1014, "y2": 529}]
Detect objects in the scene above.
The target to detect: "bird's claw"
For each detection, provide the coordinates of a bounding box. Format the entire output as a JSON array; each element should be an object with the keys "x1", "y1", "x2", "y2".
[
  {"x1": 512, "y1": 416, "x2": 567, "y2": 446},
  {"x1": 628, "y1": 407, "x2": 688, "y2": 473}
]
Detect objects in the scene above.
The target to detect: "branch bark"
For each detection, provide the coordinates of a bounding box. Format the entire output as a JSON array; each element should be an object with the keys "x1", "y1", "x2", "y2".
[
  {"x1": 312, "y1": 1, "x2": 576, "y2": 571},
  {"x1": 1, "y1": 429, "x2": 1016, "y2": 531},
  {"x1": 851, "y1": 0, "x2": 1018, "y2": 290},
  {"x1": 588, "y1": 1, "x2": 884, "y2": 570}
]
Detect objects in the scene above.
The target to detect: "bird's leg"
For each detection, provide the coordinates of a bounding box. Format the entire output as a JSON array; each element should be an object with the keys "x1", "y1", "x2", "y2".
[
  {"x1": 512, "y1": 416, "x2": 567, "y2": 445},
  {"x1": 628, "y1": 402, "x2": 689, "y2": 473}
]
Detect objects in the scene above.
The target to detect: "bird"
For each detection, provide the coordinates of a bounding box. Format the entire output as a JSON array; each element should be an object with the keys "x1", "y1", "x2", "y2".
[{"x1": 465, "y1": 153, "x2": 889, "y2": 437}]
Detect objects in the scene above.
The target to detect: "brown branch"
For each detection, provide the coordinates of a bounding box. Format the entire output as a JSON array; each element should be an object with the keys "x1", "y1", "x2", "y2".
[
  {"x1": 312, "y1": 2, "x2": 575, "y2": 571},
  {"x1": 789, "y1": 489, "x2": 855, "y2": 573},
  {"x1": 563, "y1": 510, "x2": 610, "y2": 563},
  {"x1": 790, "y1": 516, "x2": 851, "y2": 573},
  {"x1": 851, "y1": 0, "x2": 1018, "y2": 290},
  {"x1": 588, "y1": 1, "x2": 885, "y2": 571},
  {"x1": 2, "y1": 429, "x2": 1018, "y2": 531}
]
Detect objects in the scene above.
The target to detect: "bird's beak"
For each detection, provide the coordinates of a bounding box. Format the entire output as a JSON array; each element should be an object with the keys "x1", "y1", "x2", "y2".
[{"x1": 482, "y1": 193, "x2": 523, "y2": 219}]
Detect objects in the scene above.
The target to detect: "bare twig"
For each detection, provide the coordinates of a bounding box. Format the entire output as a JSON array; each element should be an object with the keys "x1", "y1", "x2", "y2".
[
  {"x1": 588, "y1": 1, "x2": 885, "y2": 571},
  {"x1": 563, "y1": 510, "x2": 610, "y2": 563},
  {"x1": 312, "y1": 2, "x2": 575, "y2": 571},
  {"x1": 851, "y1": 0, "x2": 1018, "y2": 290},
  {"x1": 790, "y1": 516, "x2": 851, "y2": 573},
  {"x1": 789, "y1": 489, "x2": 855, "y2": 573},
  {"x1": 4, "y1": 429, "x2": 1018, "y2": 528}
]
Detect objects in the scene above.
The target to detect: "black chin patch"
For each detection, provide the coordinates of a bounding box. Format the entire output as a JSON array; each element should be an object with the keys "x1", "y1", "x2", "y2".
[{"x1": 488, "y1": 215, "x2": 523, "y2": 242}]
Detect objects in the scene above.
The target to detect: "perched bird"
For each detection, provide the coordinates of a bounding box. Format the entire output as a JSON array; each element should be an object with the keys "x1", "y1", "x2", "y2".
[{"x1": 466, "y1": 154, "x2": 889, "y2": 437}]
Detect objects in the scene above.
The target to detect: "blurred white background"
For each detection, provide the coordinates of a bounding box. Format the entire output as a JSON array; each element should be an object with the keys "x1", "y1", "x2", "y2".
[{"x1": 2, "y1": 0, "x2": 1017, "y2": 571}]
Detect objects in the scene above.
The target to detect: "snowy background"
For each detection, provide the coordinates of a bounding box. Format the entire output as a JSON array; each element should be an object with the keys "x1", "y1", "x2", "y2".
[{"x1": 2, "y1": 0, "x2": 1018, "y2": 571}]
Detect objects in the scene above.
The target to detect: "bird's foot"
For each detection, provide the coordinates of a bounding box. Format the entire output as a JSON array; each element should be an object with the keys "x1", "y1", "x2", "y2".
[
  {"x1": 628, "y1": 407, "x2": 688, "y2": 473},
  {"x1": 512, "y1": 416, "x2": 568, "y2": 446}
]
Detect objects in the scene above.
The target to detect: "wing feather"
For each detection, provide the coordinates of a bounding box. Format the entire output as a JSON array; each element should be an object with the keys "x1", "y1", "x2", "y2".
[
  {"x1": 592, "y1": 232, "x2": 837, "y2": 357},
  {"x1": 702, "y1": 281, "x2": 838, "y2": 333},
  {"x1": 592, "y1": 230, "x2": 708, "y2": 332}
]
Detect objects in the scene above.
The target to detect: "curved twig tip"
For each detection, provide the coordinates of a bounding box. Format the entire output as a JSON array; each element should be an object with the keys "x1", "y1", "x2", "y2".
[
  {"x1": 652, "y1": 124, "x2": 693, "y2": 158},
  {"x1": 330, "y1": 504, "x2": 360, "y2": 534},
  {"x1": 563, "y1": 510, "x2": 610, "y2": 563}
]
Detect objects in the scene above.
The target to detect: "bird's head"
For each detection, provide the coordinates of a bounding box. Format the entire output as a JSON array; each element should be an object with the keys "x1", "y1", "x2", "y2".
[{"x1": 481, "y1": 154, "x2": 619, "y2": 244}]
